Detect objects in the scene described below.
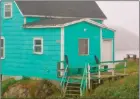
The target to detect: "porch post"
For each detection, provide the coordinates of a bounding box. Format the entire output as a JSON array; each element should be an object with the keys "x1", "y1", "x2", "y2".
[
  {"x1": 98, "y1": 65, "x2": 101, "y2": 84},
  {"x1": 112, "y1": 63, "x2": 115, "y2": 76},
  {"x1": 124, "y1": 61, "x2": 127, "y2": 75},
  {"x1": 88, "y1": 64, "x2": 90, "y2": 90}
]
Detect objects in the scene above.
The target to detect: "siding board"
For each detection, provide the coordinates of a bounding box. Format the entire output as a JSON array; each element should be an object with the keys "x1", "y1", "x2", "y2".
[{"x1": 1, "y1": 1, "x2": 61, "y2": 80}]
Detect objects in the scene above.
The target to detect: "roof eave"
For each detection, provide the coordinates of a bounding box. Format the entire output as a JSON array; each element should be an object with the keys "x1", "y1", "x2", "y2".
[{"x1": 23, "y1": 18, "x2": 115, "y2": 32}]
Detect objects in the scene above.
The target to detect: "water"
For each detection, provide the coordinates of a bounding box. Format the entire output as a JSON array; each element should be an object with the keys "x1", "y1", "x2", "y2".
[{"x1": 115, "y1": 50, "x2": 139, "y2": 60}]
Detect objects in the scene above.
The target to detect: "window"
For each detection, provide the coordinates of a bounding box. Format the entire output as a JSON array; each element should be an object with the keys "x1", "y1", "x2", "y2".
[
  {"x1": 4, "y1": 2, "x2": 12, "y2": 18},
  {"x1": 79, "y1": 39, "x2": 89, "y2": 55},
  {"x1": 0, "y1": 37, "x2": 5, "y2": 59},
  {"x1": 33, "y1": 38, "x2": 43, "y2": 54}
]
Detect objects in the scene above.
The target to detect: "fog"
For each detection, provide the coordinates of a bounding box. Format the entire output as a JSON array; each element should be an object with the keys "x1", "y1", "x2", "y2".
[{"x1": 97, "y1": 1, "x2": 139, "y2": 36}]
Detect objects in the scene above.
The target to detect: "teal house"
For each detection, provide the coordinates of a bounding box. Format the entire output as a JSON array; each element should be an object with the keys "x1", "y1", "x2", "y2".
[{"x1": 1, "y1": 0, "x2": 116, "y2": 93}]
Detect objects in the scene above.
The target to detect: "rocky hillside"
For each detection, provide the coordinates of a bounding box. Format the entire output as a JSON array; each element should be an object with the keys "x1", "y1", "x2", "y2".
[{"x1": 2, "y1": 79, "x2": 61, "y2": 99}]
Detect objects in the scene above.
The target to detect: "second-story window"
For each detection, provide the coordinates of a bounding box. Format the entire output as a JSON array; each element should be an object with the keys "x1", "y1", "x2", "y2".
[{"x1": 4, "y1": 2, "x2": 12, "y2": 18}]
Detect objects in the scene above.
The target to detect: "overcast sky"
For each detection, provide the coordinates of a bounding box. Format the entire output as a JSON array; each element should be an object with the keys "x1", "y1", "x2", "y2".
[{"x1": 96, "y1": 1, "x2": 139, "y2": 36}]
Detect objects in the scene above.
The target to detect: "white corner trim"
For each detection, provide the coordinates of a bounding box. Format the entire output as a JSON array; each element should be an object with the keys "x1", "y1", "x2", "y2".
[
  {"x1": 24, "y1": 17, "x2": 26, "y2": 24},
  {"x1": 14, "y1": 1, "x2": 23, "y2": 16},
  {"x1": 33, "y1": 37, "x2": 43, "y2": 55},
  {"x1": 100, "y1": 28, "x2": 103, "y2": 62},
  {"x1": 0, "y1": 36, "x2": 5, "y2": 59},
  {"x1": 60, "y1": 27, "x2": 65, "y2": 76}
]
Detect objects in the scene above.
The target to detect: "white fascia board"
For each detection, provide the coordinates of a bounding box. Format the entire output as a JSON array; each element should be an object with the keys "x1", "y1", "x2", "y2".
[
  {"x1": 24, "y1": 25, "x2": 62, "y2": 28},
  {"x1": 23, "y1": 18, "x2": 115, "y2": 32},
  {"x1": 24, "y1": 15, "x2": 106, "y2": 20}
]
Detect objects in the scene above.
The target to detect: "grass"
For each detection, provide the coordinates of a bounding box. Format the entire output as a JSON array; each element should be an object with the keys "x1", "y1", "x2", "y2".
[
  {"x1": 91, "y1": 74, "x2": 138, "y2": 99},
  {"x1": 115, "y1": 60, "x2": 138, "y2": 74},
  {"x1": 2, "y1": 78, "x2": 17, "y2": 95},
  {"x1": 89, "y1": 60, "x2": 139, "y2": 99}
]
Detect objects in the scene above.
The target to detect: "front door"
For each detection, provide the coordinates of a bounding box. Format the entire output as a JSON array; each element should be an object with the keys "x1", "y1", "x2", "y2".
[{"x1": 102, "y1": 39, "x2": 113, "y2": 71}]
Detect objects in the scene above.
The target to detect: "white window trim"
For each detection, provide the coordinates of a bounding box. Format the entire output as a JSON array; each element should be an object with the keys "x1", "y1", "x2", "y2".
[
  {"x1": 78, "y1": 38, "x2": 89, "y2": 56},
  {"x1": 4, "y1": 2, "x2": 12, "y2": 19},
  {"x1": 33, "y1": 37, "x2": 43, "y2": 54},
  {"x1": 1, "y1": 37, "x2": 5, "y2": 59}
]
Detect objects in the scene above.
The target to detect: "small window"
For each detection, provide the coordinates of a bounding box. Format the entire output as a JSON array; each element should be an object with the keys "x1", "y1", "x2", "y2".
[
  {"x1": 4, "y1": 3, "x2": 12, "y2": 18},
  {"x1": 0, "y1": 37, "x2": 5, "y2": 59},
  {"x1": 33, "y1": 38, "x2": 43, "y2": 54},
  {"x1": 79, "y1": 39, "x2": 89, "y2": 55}
]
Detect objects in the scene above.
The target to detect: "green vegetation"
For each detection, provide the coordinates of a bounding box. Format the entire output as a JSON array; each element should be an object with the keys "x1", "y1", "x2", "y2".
[
  {"x1": 90, "y1": 60, "x2": 139, "y2": 99},
  {"x1": 91, "y1": 74, "x2": 138, "y2": 99},
  {"x1": 115, "y1": 60, "x2": 138, "y2": 74},
  {"x1": 2, "y1": 78, "x2": 17, "y2": 95}
]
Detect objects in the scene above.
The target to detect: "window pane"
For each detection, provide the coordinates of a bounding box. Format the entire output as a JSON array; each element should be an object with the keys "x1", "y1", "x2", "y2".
[
  {"x1": 5, "y1": 5, "x2": 11, "y2": 10},
  {"x1": 0, "y1": 39, "x2": 3, "y2": 47},
  {"x1": 79, "y1": 39, "x2": 88, "y2": 55},
  {"x1": 84, "y1": 39, "x2": 88, "y2": 54},
  {"x1": 34, "y1": 46, "x2": 41, "y2": 52},
  {"x1": 5, "y1": 11, "x2": 11, "y2": 17},
  {"x1": 1, "y1": 49, "x2": 3, "y2": 58},
  {"x1": 35, "y1": 40, "x2": 41, "y2": 45}
]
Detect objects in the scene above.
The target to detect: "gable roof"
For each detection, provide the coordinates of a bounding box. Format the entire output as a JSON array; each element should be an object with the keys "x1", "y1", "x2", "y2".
[
  {"x1": 15, "y1": 1, "x2": 107, "y2": 19},
  {"x1": 23, "y1": 18, "x2": 115, "y2": 32},
  {"x1": 24, "y1": 18, "x2": 81, "y2": 27}
]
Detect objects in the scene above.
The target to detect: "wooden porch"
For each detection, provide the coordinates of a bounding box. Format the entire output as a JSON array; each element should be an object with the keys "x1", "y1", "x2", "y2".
[
  {"x1": 69, "y1": 72, "x2": 128, "y2": 80},
  {"x1": 60, "y1": 59, "x2": 128, "y2": 97}
]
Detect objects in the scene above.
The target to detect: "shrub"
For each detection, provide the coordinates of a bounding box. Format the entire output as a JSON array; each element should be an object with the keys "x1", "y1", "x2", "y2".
[{"x1": 22, "y1": 76, "x2": 31, "y2": 80}]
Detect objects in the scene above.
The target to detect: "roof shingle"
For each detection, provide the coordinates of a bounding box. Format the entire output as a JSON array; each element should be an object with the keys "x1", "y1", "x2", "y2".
[
  {"x1": 24, "y1": 18, "x2": 81, "y2": 27},
  {"x1": 16, "y1": 1, "x2": 107, "y2": 19}
]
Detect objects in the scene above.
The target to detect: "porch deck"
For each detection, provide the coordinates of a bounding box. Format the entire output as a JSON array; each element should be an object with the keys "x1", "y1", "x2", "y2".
[{"x1": 69, "y1": 72, "x2": 128, "y2": 80}]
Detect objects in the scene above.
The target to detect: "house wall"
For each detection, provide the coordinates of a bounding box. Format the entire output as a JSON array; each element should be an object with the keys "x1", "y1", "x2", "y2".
[
  {"x1": 64, "y1": 22, "x2": 101, "y2": 75},
  {"x1": 26, "y1": 17, "x2": 41, "y2": 23},
  {"x1": 1, "y1": 1, "x2": 61, "y2": 80}
]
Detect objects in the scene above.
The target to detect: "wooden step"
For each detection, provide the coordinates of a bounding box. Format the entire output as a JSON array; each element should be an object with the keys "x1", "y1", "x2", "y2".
[
  {"x1": 65, "y1": 94, "x2": 80, "y2": 98},
  {"x1": 66, "y1": 89, "x2": 80, "y2": 92},
  {"x1": 67, "y1": 83, "x2": 80, "y2": 86},
  {"x1": 66, "y1": 90, "x2": 80, "y2": 94},
  {"x1": 67, "y1": 86, "x2": 80, "y2": 90}
]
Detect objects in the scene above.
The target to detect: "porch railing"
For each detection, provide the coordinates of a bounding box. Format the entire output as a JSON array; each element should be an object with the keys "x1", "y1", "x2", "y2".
[
  {"x1": 60, "y1": 61, "x2": 68, "y2": 93},
  {"x1": 89, "y1": 60, "x2": 127, "y2": 83},
  {"x1": 80, "y1": 64, "x2": 88, "y2": 96}
]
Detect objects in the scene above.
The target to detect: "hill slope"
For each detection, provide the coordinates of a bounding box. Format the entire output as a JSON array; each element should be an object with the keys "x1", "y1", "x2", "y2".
[{"x1": 113, "y1": 26, "x2": 139, "y2": 51}]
